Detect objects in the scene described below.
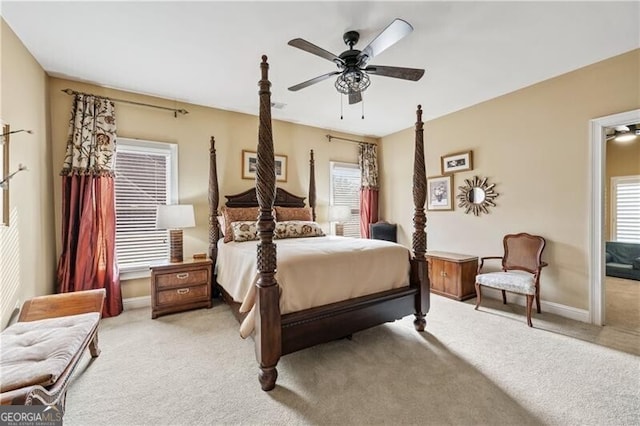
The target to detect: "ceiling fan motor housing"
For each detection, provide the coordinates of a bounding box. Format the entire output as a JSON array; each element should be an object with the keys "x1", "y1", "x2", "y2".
[{"x1": 343, "y1": 30, "x2": 360, "y2": 47}]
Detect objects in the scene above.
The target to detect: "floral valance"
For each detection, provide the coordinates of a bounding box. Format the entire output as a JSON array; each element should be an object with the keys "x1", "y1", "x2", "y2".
[
  {"x1": 358, "y1": 143, "x2": 379, "y2": 190},
  {"x1": 60, "y1": 94, "x2": 117, "y2": 176}
]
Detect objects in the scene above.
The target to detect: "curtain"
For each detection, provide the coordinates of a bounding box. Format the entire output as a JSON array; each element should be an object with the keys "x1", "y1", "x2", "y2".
[
  {"x1": 359, "y1": 144, "x2": 379, "y2": 239},
  {"x1": 56, "y1": 94, "x2": 122, "y2": 317}
]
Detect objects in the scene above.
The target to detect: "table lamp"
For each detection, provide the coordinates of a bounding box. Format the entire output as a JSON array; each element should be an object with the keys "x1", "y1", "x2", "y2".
[
  {"x1": 156, "y1": 204, "x2": 195, "y2": 263},
  {"x1": 329, "y1": 205, "x2": 351, "y2": 236}
]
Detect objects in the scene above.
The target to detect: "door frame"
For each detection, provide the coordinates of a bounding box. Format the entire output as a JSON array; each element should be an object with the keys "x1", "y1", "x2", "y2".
[{"x1": 589, "y1": 109, "x2": 640, "y2": 325}]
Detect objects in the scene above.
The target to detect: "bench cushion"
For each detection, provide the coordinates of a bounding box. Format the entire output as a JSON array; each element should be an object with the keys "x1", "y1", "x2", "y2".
[
  {"x1": 476, "y1": 271, "x2": 536, "y2": 294},
  {"x1": 0, "y1": 312, "x2": 100, "y2": 393}
]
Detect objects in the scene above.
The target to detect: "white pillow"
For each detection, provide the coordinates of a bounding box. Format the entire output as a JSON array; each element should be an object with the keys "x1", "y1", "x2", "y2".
[{"x1": 217, "y1": 215, "x2": 225, "y2": 236}]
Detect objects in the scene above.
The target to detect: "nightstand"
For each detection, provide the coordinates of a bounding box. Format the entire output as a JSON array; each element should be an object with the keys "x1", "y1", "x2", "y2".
[
  {"x1": 426, "y1": 251, "x2": 478, "y2": 301},
  {"x1": 150, "y1": 259, "x2": 213, "y2": 319}
]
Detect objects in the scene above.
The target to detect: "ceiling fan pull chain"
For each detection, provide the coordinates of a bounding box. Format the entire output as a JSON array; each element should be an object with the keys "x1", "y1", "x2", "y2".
[
  {"x1": 361, "y1": 96, "x2": 365, "y2": 120},
  {"x1": 340, "y1": 93, "x2": 344, "y2": 120}
]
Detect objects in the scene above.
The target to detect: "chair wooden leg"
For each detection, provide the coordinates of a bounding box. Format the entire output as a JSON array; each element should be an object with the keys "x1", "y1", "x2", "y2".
[
  {"x1": 535, "y1": 288, "x2": 541, "y2": 314},
  {"x1": 501, "y1": 290, "x2": 507, "y2": 304},
  {"x1": 526, "y1": 295, "x2": 534, "y2": 327},
  {"x1": 474, "y1": 283, "x2": 482, "y2": 310}
]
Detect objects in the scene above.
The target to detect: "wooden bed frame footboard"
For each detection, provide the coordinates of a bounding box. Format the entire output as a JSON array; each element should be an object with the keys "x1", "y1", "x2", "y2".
[
  {"x1": 218, "y1": 284, "x2": 421, "y2": 356},
  {"x1": 208, "y1": 56, "x2": 429, "y2": 391}
]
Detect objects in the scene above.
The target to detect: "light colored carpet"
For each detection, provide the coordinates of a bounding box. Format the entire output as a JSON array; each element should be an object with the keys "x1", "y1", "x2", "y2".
[
  {"x1": 606, "y1": 277, "x2": 640, "y2": 334},
  {"x1": 64, "y1": 295, "x2": 640, "y2": 425}
]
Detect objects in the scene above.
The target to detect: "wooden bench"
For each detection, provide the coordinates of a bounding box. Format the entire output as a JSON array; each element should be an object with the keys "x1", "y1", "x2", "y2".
[{"x1": 0, "y1": 289, "x2": 105, "y2": 411}]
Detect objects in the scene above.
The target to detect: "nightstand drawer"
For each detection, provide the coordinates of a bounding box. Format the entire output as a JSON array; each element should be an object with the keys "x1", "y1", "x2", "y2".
[
  {"x1": 150, "y1": 259, "x2": 212, "y2": 319},
  {"x1": 156, "y1": 269, "x2": 208, "y2": 289},
  {"x1": 157, "y1": 284, "x2": 209, "y2": 306}
]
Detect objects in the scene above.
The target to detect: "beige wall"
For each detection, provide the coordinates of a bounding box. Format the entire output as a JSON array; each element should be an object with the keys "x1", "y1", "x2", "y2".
[
  {"x1": 48, "y1": 77, "x2": 377, "y2": 299},
  {"x1": 605, "y1": 136, "x2": 640, "y2": 240},
  {"x1": 380, "y1": 49, "x2": 640, "y2": 310},
  {"x1": 0, "y1": 20, "x2": 55, "y2": 328}
]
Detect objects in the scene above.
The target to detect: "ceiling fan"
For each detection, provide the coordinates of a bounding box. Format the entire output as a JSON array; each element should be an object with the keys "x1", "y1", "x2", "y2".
[
  {"x1": 287, "y1": 18, "x2": 425, "y2": 105},
  {"x1": 606, "y1": 124, "x2": 639, "y2": 142}
]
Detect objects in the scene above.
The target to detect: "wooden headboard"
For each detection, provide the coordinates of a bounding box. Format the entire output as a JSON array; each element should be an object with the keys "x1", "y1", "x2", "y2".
[{"x1": 225, "y1": 187, "x2": 306, "y2": 208}]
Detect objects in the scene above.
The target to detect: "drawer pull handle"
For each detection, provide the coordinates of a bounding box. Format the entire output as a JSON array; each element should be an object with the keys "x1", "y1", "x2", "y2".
[
  {"x1": 176, "y1": 273, "x2": 189, "y2": 279},
  {"x1": 177, "y1": 288, "x2": 190, "y2": 295}
]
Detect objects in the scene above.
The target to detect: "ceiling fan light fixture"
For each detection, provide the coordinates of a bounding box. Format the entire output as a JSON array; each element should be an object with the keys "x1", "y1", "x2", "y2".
[
  {"x1": 614, "y1": 131, "x2": 637, "y2": 143},
  {"x1": 334, "y1": 69, "x2": 370, "y2": 95}
]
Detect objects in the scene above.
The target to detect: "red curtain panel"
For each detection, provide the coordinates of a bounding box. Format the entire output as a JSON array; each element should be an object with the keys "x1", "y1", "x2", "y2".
[{"x1": 56, "y1": 94, "x2": 122, "y2": 317}]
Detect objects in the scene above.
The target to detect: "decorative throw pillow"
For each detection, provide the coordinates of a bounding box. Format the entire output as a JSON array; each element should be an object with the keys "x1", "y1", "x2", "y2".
[
  {"x1": 231, "y1": 221, "x2": 259, "y2": 242},
  {"x1": 274, "y1": 206, "x2": 313, "y2": 222},
  {"x1": 274, "y1": 221, "x2": 325, "y2": 239},
  {"x1": 221, "y1": 207, "x2": 259, "y2": 243}
]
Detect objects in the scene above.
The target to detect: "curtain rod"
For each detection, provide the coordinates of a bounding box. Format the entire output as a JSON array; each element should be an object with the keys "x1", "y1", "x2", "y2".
[
  {"x1": 325, "y1": 134, "x2": 375, "y2": 146},
  {"x1": 61, "y1": 89, "x2": 189, "y2": 117}
]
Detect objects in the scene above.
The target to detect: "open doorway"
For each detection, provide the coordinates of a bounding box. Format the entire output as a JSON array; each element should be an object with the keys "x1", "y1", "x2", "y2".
[
  {"x1": 589, "y1": 109, "x2": 640, "y2": 327},
  {"x1": 604, "y1": 123, "x2": 640, "y2": 333}
]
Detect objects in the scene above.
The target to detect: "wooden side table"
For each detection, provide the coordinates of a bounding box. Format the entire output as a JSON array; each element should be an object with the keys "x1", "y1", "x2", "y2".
[
  {"x1": 426, "y1": 251, "x2": 478, "y2": 301},
  {"x1": 150, "y1": 259, "x2": 213, "y2": 319}
]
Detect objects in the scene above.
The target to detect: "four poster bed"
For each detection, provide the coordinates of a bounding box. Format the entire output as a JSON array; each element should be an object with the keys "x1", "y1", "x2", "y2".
[{"x1": 208, "y1": 56, "x2": 430, "y2": 391}]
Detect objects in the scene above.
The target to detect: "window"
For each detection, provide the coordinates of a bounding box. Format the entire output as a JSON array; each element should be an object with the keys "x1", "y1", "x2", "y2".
[
  {"x1": 611, "y1": 175, "x2": 640, "y2": 243},
  {"x1": 330, "y1": 161, "x2": 361, "y2": 238},
  {"x1": 114, "y1": 138, "x2": 178, "y2": 278}
]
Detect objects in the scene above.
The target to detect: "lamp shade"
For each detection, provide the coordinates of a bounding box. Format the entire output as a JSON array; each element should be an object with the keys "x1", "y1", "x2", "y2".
[
  {"x1": 329, "y1": 205, "x2": 351, "y2": 222},
  {"x1": 155, "y1": 204, "x2": 195, "y2": 229}
]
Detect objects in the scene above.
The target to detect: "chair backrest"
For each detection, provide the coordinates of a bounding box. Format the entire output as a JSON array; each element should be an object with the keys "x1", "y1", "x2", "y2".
[
  {"x1": 370, "y1": 221, "x2": 397, "y2": 243},
  {"x1": 502, "y1": 233, "x2": 546, "y2": 273}
]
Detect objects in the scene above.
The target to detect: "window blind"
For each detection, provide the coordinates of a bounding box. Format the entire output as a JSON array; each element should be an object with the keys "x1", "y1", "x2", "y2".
[
  {"x1": 612, "y1": 175, "x2": 640, "y2": 243},
  {"x1": 114, "y1": 140, "x2": 176, "y2": 273},
  {"x1": 330, "y1": 162, "x2": 361, "y2": 238}
]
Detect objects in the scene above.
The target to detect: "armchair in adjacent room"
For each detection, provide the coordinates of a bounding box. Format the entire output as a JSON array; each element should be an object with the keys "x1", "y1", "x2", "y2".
[{"x1": 474, "y1": 233, "x2": 548, "y2": 327}]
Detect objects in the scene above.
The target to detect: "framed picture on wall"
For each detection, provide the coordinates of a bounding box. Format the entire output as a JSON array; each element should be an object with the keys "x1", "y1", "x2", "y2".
[
  {"x1": 441, "y1": 150, "x2": 473, "y2": 175},
  {"x1": 426, "y1": 175, "x2": 453, "y2": 211},
  {"x1": 242, "y1": 150, "x2": 288, "y2": 182}
]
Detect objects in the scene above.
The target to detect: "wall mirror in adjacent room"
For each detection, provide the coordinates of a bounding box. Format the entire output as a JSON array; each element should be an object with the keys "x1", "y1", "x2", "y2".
[{"x1": 456, "y1": 175, "x2": 499, "y2": 216}]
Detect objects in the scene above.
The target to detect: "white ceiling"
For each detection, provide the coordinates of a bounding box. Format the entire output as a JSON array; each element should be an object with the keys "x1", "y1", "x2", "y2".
[{"x1": 2, "y1": 1, "x2": 639, "y2": 138}]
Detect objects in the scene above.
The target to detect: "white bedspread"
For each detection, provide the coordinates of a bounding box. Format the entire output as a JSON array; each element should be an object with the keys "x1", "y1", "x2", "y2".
[{"x1": 216, "y1": 236, "x2": 411, "y2": 337}]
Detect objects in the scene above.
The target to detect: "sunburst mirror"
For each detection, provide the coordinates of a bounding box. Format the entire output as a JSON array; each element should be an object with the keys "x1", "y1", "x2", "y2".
[{"x1": 457, "y1": 176, "x2": 499, "y2": 216}]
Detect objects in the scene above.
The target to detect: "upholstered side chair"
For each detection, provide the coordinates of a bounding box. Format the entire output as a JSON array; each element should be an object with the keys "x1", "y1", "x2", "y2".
[
  {"x1": 370, "y1": 221, "x2": 397, "y2": 243},
  {"x1": 474, "y1": 233, "x2": 548, "y2": 327}
]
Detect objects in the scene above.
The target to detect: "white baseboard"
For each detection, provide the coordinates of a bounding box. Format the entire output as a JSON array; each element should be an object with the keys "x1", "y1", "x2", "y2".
[
  {"x1": 481, "y1": 288, "x2": 590, "y2": 323},
  {"x1": 123, "y1": 296, "x2": 151, "y2": 310}
]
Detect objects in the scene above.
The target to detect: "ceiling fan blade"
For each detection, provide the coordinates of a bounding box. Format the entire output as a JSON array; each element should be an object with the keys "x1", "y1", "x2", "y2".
[
  {"x1": 348, "y1": 91, "x2": 362, "y2": 105},
  {"x1": 358, "y1": 19, "x2": 413, "y2": 64},
  {"x1": 365, "y1": 65, "x2": 425, "y2": 81},
  {"x1": 288, "y1": 38, "x2": 343, "y2": 64},
  {"x1": 288, "y1": 71, "x2": 341, "y2": 91}
]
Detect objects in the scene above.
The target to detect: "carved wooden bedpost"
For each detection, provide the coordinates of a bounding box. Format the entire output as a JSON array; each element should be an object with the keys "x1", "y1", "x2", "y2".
[
  {"x1": 309, "y1": 150, "x2": 316, "y2": 221},
  {"x1": 411, "y1": 105, "x2": 429, "y2": 331},
  {"x1": 209, "y1": 136, "x2": 220, "y2": 263},
  {"x1": 255, "y1": 55, "x2": 281, "y2": 391}
]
